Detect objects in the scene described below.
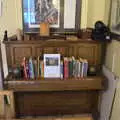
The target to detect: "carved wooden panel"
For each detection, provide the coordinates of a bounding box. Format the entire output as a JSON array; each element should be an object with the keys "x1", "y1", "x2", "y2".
[
  {"x1": 68, "y1": 46, "x2": 75, "y2": 57},
  {"x1": 55, "y1": 47, "x2": 69, "y2": 57},
  {"x1": 43, "y1": 47, "x2": 55, "y2": 54},
  {"x1": 4, "y1": 40, "x2": 103, "y2": 118},
  {"x1": 35, "y1": 47, "x2": 43, "y2": 57},
  {"x1": 5, "y1": 41, "x2": 102, "y2": 66},
  {"x1": 12, "y1": 47, "x2": 32, "y2": 65},
  {"x1": 77, "y1": 44, "x2": 98, "y2": 65},
  {"x1": 15, "y1": 91, "x2": 98, "y2": 116}
]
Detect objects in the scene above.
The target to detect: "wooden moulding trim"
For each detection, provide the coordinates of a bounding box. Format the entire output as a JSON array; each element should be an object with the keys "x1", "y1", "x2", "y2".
[
  {"x1": 4, "y1": 76, "x2": 104, "y2": 92},
  {"x1": 3, "y1": 39, "x2": 101, "y2": 44}
]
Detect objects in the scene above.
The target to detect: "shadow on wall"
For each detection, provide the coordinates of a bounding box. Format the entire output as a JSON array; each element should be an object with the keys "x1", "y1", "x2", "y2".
[{"x1": 99, "y1": 66, "x2": 117, "y2": 120}]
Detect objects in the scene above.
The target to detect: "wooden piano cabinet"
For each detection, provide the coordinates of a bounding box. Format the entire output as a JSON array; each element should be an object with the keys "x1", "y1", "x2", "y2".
[
  {"x1": 4, "y1": 40, "x2": 102, "y2": 66},
  {"x1": 14, "y1": 91, "x2": 99, "y2": 117},
  {"x1": 3, "y1": 39, "x2": 104, "y2": 119}
]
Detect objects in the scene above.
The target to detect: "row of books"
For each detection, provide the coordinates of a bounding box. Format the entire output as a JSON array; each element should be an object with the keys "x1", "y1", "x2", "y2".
[
  {"x1": 21, "y1": 56, "x2": 88, "y2": 79},
  {"x1": 62, "y1": 57, "x2": 88, "y2": 79},
  {"x1": 21, "y1": 57, "x2": 44, "y2": 79}
]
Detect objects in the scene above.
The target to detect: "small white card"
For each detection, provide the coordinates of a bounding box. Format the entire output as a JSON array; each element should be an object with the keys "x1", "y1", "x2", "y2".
[
  {"x1": 44, "y1": 54, "x2": 61, "y2": 78},
  {"x1": 64, "y1": 0, "x2": 76, "y2": 28}
]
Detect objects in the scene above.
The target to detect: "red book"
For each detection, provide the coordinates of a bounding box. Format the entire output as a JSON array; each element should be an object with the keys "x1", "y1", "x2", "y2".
[
  {"x1": 21, "y1": 57, "x2": 28, "y2": 79},
  {"x1": 64, "y1": 57, "x2": 69, "y2": 79}
]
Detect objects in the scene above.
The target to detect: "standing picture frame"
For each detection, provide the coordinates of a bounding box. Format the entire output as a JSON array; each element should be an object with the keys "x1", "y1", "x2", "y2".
[
  {"x1": 110, "y1": 0, "x2": 120, "y2": 35},
  {"x1": 44, "y1": 54, "x2": 61, "y2": 78},
  {"x1": 22, "y1": 0, "x2": 82, "y2": 34}
]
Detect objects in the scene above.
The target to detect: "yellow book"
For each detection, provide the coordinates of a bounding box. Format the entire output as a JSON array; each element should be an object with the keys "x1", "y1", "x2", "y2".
[{"x1": 40, "y1": 61, "x2": 44, "y2": 79}]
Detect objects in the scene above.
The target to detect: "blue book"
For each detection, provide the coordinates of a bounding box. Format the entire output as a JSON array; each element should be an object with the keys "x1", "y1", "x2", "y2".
[
  {"x1": 83, "y1": 60, "x2": 88, "y2": 77},
  {"x1": 28, "y1": 57, "x2": 34, "y2": 79},
  {"x1": 60, "y1": 61, "x2": 63, "y2": 79}
]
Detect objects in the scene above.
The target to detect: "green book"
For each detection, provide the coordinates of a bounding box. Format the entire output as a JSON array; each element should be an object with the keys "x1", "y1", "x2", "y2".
[{"x1": 69, "y1": 58, "x2": 73, "y2": 78}]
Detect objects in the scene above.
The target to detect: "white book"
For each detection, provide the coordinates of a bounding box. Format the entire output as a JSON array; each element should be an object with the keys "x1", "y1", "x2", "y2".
[
  {"x1": 83, "y1": 60, "x2": 88, "y2": 77},
  {"x1": 81, "y1": 62, "x2": 84, "y2": 78},
  {"x1": 60, "y1": 61, "x2": 63, "y2": 79},
  {"x1": 79, "y1": 58, "x2": 84, "y2": 78},
  {"x1": 78, "y1": 61, "x2": 81, "y2": 78},
  {"x1": 44, "y1": 54, "x2": 61, "y2": 78}
]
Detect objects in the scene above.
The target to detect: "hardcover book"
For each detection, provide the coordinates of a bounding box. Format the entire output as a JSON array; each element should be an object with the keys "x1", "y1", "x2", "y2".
[
  {"x1": 60, "y1": 60, "x2": 63, "y2": 79},
  {"x1": 28, "y1": 57, "x2": 34, "y2": 79},
  {"x1": 64, "y1": 57, "x2": 69, "y2": 79},
  {"x1": 21, "y1": 57, "x2": 28, "y2": 79}
]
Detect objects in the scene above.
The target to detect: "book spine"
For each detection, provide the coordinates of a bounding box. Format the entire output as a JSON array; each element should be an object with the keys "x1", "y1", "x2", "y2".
[
  {"x1": 81, "y1": 62, "x2": 84, "y2": 78},
  {"x1": 21, "y1": 57, "x2": 28, "y2": 79},
  {"x1": 39, "y1": 60, "x2": 42, "y2": 78},
  {"x1": 78, "y1": 62, "x2": 81, "y2": 78},
  {"x1": 28, "y1": 57, "x2": 34, "y2": 79},
  {"x1": 64, "y1": 58, "x2": 69, "y2": 79},
  {"x1": 33, "y1": 57, "x2": 37, "y2": 79},
  {"x1": 37, "y1": 56, "x2": 40, "y2": 78},
  {"x1": 26, "y1": 58, "x2": 30, "y2": 79},
  {"x1": 76, "y1": 61, "x2": 80, "y2": 78},
  {"x1": 41, "y1": 61, "x2": 44, "y2": 78},
  {"x1": 83, "y1": 62, "x2": 88, "y2": 77},
  {"x1": 60, "y1": 61, "x2": 63, "y2": 79},
  {"x1": 72, "y1": 60, "x2": 76, "y2": 77},
  {"x1": 69, "y1": 60, "x2": 73, "y2": 78},
  {"x1": 74, "y1": 60, "x2": 78, "y2": 78}
]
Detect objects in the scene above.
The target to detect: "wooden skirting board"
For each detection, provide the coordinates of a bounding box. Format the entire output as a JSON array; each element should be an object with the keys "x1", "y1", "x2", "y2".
[{"x1": 13, "y1": 114, "x2": 93, "y2": 120}]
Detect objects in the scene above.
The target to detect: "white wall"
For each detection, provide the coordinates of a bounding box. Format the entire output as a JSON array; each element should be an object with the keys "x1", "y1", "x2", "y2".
[
  {"x1": 0, "y1": 0, "x2": 110, "y2": 77},
  {"x1": 0, "y1": 0, "x2": 17, "y2": 40},
  {"x1": 100, "y1": 66, "x2": 117, "y2": 120},
  {"x1": 110, "y1": 80, "x2": 120, "y2": 120},
  {"x1": 0, "y1": 0, "x2": 22, "y2": 77},
  {"x1": 105, "y1": 40, "x2": 120, "y2": 77},
  {"x1": 87, "y1": 0, "x2": 106, "y2": 27},
  {"x1": 0, "y1": 0, "x2": 110, "y2": 40}
]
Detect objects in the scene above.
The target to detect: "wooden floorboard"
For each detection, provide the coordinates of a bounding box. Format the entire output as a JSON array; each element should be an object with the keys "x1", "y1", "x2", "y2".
[{"x1": 0, "y1": 114, "x2": 93, "y2": 120}]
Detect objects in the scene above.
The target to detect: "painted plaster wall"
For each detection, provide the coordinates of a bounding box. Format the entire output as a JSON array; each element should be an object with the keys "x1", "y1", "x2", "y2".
[
  {"x1": 1, "y1": 1, "x2": 120, "y2": 119},
  {"x1": 1, "y1": 0, "x2": 117, "y2": 77}
]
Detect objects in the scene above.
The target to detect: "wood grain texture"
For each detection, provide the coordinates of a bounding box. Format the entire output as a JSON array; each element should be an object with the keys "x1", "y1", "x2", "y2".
[
  {"x1": 5, "y1": 77, "x2": 103, "y2": 92},
  {"x1": 3, "y1": 39, "x2": 104, "y2": 118},
  {"x1": 4, "y1": 40, "x2": 102, "y2": 66},
  {"x1": 13, "y1": 114, "x2": 93, "y2": 120},
  {"x1": 15, "y1": 91, "x2": 97, "y2": 117},
  {"x1": 0, "y1": 90, "x2": 15, "y2": 119}
]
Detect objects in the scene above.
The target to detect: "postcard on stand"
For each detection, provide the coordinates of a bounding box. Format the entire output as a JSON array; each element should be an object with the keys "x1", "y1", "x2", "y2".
[{"x1": 44, "y1": 54, "x2": 61, "y2": 78}]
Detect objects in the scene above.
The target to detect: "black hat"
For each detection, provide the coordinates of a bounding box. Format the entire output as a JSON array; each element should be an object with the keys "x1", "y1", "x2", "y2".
[{"x1": 95, "y1": 21, "x2": 105, "y2": 30}]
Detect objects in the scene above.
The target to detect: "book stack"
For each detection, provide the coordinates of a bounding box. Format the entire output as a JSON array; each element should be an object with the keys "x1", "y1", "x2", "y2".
[
  {"x1": 20, "y1": 56, "x2": 88, "y2": 80},
  {"x1": 61, "y1": 57, "x2": 88, "y2": 79}
]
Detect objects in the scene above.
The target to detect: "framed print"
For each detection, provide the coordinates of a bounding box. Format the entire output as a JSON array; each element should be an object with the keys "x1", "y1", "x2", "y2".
[
  {"x1": 44, "y1": 54, "x2": 61, "y2": 78},
  {"x1": 27, "y1": 0, "x2": 60, "y2": 28},
  {"x1": 110, "y1": 0, "x2": 120, "y2": 35},
  {"x1": 22, "y1": 0, "x2": 82, "y2": 34}
]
